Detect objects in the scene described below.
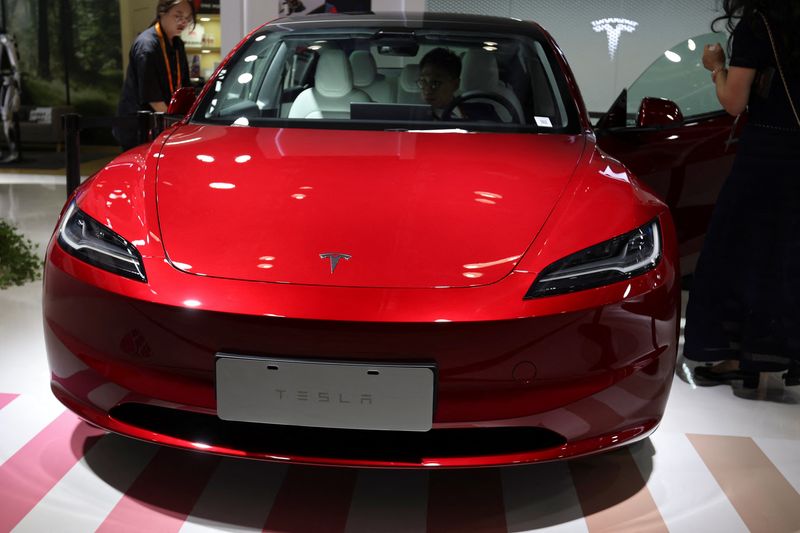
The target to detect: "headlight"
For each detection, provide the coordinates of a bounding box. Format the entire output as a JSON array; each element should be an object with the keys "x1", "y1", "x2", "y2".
[
  {"x1": 525, "y1": 219, "x2": 661, "y2": 299},
  {"x1": 57, "y1": 202, "x2": 147, "y2": 282}
]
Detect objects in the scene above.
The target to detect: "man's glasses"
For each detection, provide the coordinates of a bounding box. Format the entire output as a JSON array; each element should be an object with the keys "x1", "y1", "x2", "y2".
[{"x1": 416, "y1": 78, "x2": 447, "y2": 90}]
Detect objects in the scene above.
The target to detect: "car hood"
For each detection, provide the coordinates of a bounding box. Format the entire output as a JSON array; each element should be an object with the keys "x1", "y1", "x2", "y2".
[{"x1": 155, "y1": 125, "x2": 585, "y2": 288}]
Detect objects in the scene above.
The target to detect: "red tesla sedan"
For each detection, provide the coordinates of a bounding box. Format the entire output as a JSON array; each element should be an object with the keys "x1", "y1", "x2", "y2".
[{"x1": 43, "y1": 12, "x2": 680, "y2": 467}]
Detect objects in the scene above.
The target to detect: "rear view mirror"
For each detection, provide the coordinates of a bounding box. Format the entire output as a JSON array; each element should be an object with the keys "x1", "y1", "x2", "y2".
[
  {"x1": 636, "y1": 97, "x2": 683, "y2": 128},
  {"x1": 373, "y1": 30, "x2": 419, "y2": 56},
  {"x1": 168, "y1": 87, "x2": 197, "y2": 116}
]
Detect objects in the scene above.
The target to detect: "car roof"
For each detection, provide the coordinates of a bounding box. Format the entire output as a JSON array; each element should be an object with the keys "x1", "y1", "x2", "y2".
[{"x1": 267, "y1": 11, "x2": 547, "y2": 39}]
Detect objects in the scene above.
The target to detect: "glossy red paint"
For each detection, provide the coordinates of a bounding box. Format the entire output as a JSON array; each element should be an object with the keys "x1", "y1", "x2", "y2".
[
  {"x1": 596, "y1": 112, "x2": 741, "y2": 274},
  {"x1": 44, "y1": 216, "x2": 677, "y2": 466},
  {"x1": 167, "y1": 87, "x2": 197, "y2": 116},
  {"x1": 43, "y1": 12, "x2": 681, "y2": 467},
  {"x1": 636, "y1": 97, "x2": 684, "y2": 128},
  {"x1": 155, "y1": 126, "x2": 586, "y2": 288}
]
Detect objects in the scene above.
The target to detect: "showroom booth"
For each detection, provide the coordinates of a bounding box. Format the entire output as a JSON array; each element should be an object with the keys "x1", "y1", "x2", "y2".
[{"x1": 0, "y1": 1, "x2": 798, "y2": 532}]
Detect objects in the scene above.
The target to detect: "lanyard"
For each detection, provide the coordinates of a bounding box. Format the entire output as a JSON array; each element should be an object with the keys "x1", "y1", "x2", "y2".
[{"x1": 154, "y1": 22, "x2": 181, "y2": 95}]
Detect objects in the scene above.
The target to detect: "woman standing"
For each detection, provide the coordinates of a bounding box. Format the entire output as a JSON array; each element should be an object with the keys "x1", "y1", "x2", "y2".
[
  {"x1": 114, "y1": 0, "x2": 195, "y2": 150},
  {"x1": 684, "y1": 0, "x2": 800, "y2": 385}
]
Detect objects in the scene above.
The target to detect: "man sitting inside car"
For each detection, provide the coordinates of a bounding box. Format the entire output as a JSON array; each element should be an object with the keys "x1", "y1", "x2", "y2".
[{"x1": 418, "y1": 47, "x2": 500, "y2": 121}]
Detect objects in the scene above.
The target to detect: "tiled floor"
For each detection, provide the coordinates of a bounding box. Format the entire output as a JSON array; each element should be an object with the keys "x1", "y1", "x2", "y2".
[{"x1": 1, "y1": 176, "x2": 799, "y2": 533}]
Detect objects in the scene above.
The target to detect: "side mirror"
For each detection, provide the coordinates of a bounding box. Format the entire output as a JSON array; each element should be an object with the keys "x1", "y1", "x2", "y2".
[
  {"x1": 167, "y1": 87, "x2": 197, "y2": 116},
  {"x1": 636, "y1": 97, "x2": 683, "y2": 128}
]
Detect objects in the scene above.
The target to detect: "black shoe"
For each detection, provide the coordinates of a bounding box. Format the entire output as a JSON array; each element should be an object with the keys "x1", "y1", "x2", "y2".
[{"x1": 693, "y1": 365, "x2": 753, "y2": 385}]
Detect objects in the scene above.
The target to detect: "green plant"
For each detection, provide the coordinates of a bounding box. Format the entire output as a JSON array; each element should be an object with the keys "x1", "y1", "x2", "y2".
[{"x1": 0, "y1": 219, "x2": 42, "y2": 289}]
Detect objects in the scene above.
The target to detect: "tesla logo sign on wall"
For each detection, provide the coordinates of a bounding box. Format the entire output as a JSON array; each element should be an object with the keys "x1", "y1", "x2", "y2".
[
  {"x1": 320, "y1": 252, "x2": 352, "y2": 273},
  {"x1": 592, "y1": 18, "x2": 639, "y2": 60}
]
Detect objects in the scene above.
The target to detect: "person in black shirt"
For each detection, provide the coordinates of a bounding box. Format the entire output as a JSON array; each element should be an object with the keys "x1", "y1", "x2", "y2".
[
  {"x1": 684, "y1": 0, "x2": 800, "y2": 386},
  {"x1": 114, "y1": 0, "x2": 195, "y2": 150},
  {"x1": 417, "y1": 47, "x2": 501, "y2": 121}
]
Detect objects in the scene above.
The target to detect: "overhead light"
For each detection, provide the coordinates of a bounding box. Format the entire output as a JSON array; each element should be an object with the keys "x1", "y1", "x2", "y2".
[{"x1": 200, "y1": 17, "x2": 211, "y2": 22}]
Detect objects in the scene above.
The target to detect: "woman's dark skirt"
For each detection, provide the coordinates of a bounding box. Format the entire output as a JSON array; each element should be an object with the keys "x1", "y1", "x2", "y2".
[{"x1": 683, "y1": 126, "x2": 800, "y2": 370}]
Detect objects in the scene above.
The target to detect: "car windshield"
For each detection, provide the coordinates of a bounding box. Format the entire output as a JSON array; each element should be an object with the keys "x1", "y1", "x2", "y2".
[{"x1": 192, "y1": 23, "x2": 579, "y2": 134}]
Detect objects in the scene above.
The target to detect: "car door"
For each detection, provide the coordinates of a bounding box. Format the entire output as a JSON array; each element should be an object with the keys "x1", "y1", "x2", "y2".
[{"x1": 595, "y1": 33, "x2": 745, "y2": 276}]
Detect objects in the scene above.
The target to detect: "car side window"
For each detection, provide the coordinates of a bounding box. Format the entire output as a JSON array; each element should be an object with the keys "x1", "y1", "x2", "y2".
[{"x1": 627, "y1": 33, "x2": 726, "y2": 123}]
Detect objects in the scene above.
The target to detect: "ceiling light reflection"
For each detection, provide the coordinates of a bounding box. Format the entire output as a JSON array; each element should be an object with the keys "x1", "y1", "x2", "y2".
[
  {"x1": 196, "y1": 154, "x2": 215, "y2": 163},
  {"x1": 209, "y1": 182, "x2": 235, "y2": 189},
  {"x1": 464, "y1": 255, "x2": 522, "y2": 270},
  {"x1": 664, "y1": 50, "x2": 681, "y2": 62},
  {"x1": 235, "y1": 155, "x2": 251, "y2": 163},
  {"x1": 475, "y1": 191, "x2": 503, "y2": 199}
]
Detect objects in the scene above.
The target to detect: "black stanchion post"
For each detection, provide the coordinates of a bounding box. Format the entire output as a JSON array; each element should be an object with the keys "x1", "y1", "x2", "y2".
[
  {"x1": 63, "y1": 113, "x2": 81, "y2": 197},
  {"x1": 137, "y1": 110, "x2": 153, "y2": 146},
  {"x1": 153, "y1": 112, "x2": 166, "y2": 138}
]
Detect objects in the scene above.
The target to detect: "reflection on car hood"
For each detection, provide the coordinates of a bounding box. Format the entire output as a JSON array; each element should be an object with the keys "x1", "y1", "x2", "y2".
[{"x1": 155, "y1": 125, "x2": 585, "y2": 288}]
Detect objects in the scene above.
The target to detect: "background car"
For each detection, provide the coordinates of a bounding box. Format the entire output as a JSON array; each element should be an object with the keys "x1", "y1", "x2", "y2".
[{"x1": 44, "y1": 12, "x2": 680, "y2": 468}]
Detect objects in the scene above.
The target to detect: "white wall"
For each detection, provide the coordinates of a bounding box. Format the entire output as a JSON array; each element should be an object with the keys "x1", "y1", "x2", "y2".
[
  {"x1": 221, "y1": 1, "x2": 280, "y2": 58},
  {"x1": 220, "y1": 0, "x2": 426, "y2": 56},
  {"x1": 426, "y1": 0, "x2": 724, "y2": 113}
]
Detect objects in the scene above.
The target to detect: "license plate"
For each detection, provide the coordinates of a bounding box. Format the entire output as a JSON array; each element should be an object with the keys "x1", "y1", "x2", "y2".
[{"x1": 216, "y1": 354, "x2": 435, "y2": 432}]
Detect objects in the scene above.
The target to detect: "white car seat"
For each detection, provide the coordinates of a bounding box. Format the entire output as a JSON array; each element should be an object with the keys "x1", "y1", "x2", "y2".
[
  {"x1": 459, "y1": 50, "x2": 525, "y2": 123},
  {"x1": 288, "y1": 49, "x2": 371, "y2": 119},
  {"x1": 396, "y1": 64, "x2": 422, "y2": 104},
  {"x1": 349, "y1": 50, "x2": 396, "y2": 103}
]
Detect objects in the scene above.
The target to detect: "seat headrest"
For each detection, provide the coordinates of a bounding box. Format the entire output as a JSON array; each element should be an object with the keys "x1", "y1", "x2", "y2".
[
  {"x1": 315, "y1": 49, "x2": 353, "y2": 98},
  {"x1": 399, "y1": 64, "x2": 421, "y2": 92},
  {"x1": 349, "y1": 50, "x2": 377, "y2": 87},
  {"x1": 461, "y1": 50, "x2": 500, "y2": 92}
]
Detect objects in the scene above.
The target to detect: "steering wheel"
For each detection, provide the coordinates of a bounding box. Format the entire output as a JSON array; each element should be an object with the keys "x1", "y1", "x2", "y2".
[{"x1": 441, "y1": 90, "x2": 522, "y2": 124}]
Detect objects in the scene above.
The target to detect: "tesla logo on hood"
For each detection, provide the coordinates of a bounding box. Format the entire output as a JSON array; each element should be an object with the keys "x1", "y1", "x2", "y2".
[{"x1": 320, "y1": 252, "x2": 352, "y2": 274}]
